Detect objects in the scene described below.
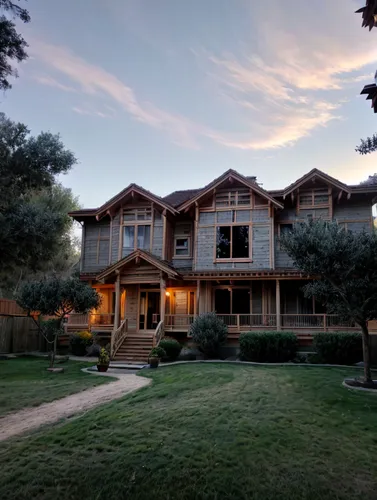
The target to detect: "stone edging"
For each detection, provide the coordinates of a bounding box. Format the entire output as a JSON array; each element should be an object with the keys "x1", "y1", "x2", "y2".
[
  {"x1": 342, "y1": 380, "x2": 377, "y2": 394},
  {"x1": 158, "y1": 359, "x2": 377, "y2": 370}
]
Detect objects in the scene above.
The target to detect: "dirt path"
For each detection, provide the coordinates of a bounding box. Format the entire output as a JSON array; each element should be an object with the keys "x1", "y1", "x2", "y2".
[{"x1": 0, "y1": 371, "x2": 151, "y2": 442}]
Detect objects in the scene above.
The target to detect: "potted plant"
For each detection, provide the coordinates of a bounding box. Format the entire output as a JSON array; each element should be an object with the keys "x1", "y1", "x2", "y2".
[
  {"x1": 148, "y1": 346, "x2": 166, "y2": 369},
  {"x1": 97, "y1": 347, "x2": 110, "y2": 372}
]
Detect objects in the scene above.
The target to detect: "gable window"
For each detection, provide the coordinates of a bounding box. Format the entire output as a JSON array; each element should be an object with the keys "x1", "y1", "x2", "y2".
[
  {"x1": 174, "y1": 223, "x2": 191, "y2": 258},
  {"x1": 216, "y1": 225, "x2": 249, "y2": 259},
  {"x1": 298, "y1": 189, "x2": 330, "y2": 209},
  {"x1": 122, "y1": 208, "x2": 152, "y2": 253},
  {"x1": 215, "y1": 188, "x2": 251, "y2": 208}
]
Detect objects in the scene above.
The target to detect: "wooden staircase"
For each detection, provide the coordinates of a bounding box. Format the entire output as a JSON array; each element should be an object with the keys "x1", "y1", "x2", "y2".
[{"x1": 113, "y1": 332, "x2": 154, "y2": 363}]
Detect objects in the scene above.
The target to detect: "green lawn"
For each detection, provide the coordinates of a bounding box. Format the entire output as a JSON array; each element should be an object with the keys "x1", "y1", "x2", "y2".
[
  {"x1": 0, "y1": 357, "x2": 114, "y2": 417},
  {"x1": 1, "y1": 364, "x2": 377, "y2": 500}
]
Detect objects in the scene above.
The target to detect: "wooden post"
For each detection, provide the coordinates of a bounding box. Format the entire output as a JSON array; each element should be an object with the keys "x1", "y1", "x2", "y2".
[
  {"x1": 323, "y1": 314, "x2": 327, "y2": 332},
  {"x1": 197, "y1": 280, "x2": 201, "y2": 315},
  {"x1": 160, "y1": 275, "x2": 166, "y2": 324},
  {"x1": 114, "y1": 272, "x2": 121, "y2": 331},
  {"x1": 276, "y1": 279, "x2": 281, "y2": 331}
]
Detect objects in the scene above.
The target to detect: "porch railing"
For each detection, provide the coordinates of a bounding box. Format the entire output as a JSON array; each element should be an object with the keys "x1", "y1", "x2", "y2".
[
  {"x1": 217, "y1": 314, "x2": 277, "y2": 329},
  {"x1": 281, "y1": 314, "x2": 356, "y2": 330},
  {"x1": 165, "y1": 314, "x2": 195, "y2": 330},
  {"x1": 153, "y1": 320, "x2": 165, "y2": 347},
  {"x1": 90, "y1": 313, "x2": 115, "y2": 327},
  {"x1": 111, "y1": 318, "x2": 128, "y2": 359}
]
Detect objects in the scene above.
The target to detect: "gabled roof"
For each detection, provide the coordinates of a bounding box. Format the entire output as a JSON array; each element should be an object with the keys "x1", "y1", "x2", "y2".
[
  {"x1": 178, "y1": 169, "x2": 284, "y2": 211},
  {"x1": 96, "y1": 250, "x2": 181, "y2": 281},
  {"x1": 280, "y1": 168, "x2": 351, "y2": 198},
  {"x1": 69, "y1": 184, "x2": 178, "y2": 220},
  {"x1": 163, "y1": 189, "x2": 201, "y2": 208}
]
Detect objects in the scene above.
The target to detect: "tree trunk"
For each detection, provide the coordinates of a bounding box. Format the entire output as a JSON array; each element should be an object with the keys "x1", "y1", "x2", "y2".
[
  {"x1": 50, "y1": 334, "x2": 58, "y2": 368},
  {"x1": 360, "y1": 323, "x2": 373, "y2": 383}
]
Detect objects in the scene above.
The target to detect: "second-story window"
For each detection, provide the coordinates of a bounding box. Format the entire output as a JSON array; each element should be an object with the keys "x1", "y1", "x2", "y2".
[
  {"x1": 216, "y1": 225, "x2": 249, "y2": 259},
  {"x1": 174, "y1": 223, "x2": 191, "y2": 258},
  {"x1": 123, "y1": 208, "x2": 152, "y2": 253}
]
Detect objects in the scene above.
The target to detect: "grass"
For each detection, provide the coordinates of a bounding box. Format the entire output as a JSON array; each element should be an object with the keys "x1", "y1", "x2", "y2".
[
  {"x1": 0, "y1": 357, "x2": 114, "y2": 417},
  {"x1": 1, "y1": 363, "x2": 377, "y2": 500}
]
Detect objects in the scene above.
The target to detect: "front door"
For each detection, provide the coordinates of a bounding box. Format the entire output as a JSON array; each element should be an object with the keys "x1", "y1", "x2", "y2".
[{"x1": 139, "y1": 291, "x2": 160, "y2": 331}]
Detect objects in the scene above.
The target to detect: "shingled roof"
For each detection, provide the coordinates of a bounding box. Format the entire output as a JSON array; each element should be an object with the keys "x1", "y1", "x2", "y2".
[{"x1": 163, "y1": 189, "x2": 200, "y2": 208}]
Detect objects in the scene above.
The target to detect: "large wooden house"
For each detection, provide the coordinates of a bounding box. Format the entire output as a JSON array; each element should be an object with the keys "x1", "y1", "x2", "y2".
[{"x1": 68, "y1": 169, "x2": 377, "y2": 361}]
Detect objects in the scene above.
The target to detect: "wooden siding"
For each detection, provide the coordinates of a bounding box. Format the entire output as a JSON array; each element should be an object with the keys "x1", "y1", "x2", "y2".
[
  {"x1": 111, "y1": 213, "x2": 121, "y2": 263},
  {"x1": 195, "y1": 206, "x2": 271, "y2": 271},
  {"x1": 152, "y1": 212, "x2": 163, "y2": 258},
  {"x1": 275, "y1": 197, "x2": 373, "y2": 269},
  {"x1": 82, "y1": 220, "x2": 110, "y2": 272},
  {"x1": 124, "y1": 285, "x2": 138, "y2": 331}
]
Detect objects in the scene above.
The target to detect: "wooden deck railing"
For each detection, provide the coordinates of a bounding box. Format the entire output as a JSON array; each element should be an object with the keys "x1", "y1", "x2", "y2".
[
  {"x1": 153, "y1": 320, "x2": 165, "y2": 347},
  {"x1": 281, "y1": 314, "x2": 356, "y2": 330},
  {"x1": 165, "y1": 314, "x2": 195, "y2": 330},
  {"x1": 217, "y1": 314, "x2": 277, "y2": 329},
  {"x1": 111, "y1": 318, "x2": 128, "y2": 359},
  {"x1": 90, "y1": 313, "x2": 115, "y2": 327}
]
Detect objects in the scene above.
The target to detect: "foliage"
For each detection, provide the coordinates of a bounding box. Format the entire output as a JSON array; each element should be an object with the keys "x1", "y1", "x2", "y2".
[
  {"x1": 70, "y1": 331, "x2": 94, "y2": 356},
  {"x1": 190, "y1": 312, "x2": 228, "y2": 357},
  {"x1": 98, "y1": 347, "x2": 110, "y2": 365},
  {"x1": 280, "y1": 219, "x2": 377, "y2": 382},
  {"x1": 0, "y1": 1, "x2": 30, "y2": 91},
  {"x1": 149, "y1": 346, "x2": 166, "y2": 359},
  {"x1": 355, "y1": 133, "x2": 377, "y2": 154},
  {"x1": 239, "y1": 331, "x2": 298, "y2": 362},
  {"x1": 0, "y1": 113, "x2": 78, "y2": 291},
  {"x1": 158, "y1": 338, "x2": 182, "y2": 361},
  {"x1": 313, "y1": 332, "x2": 363, "y2": 365},
  {"x1": 16, "y1": 275, "x2": 100, "y2": 318},
  {"x1": 16, "y1": 276, "x2": 100, "y2": 367}
]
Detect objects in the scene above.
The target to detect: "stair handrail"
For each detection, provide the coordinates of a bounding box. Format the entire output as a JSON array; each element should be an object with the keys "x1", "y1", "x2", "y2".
[
  {"x1": 111, "y1": 318, "x2": 128, "y2": 359},
  {"x1": 153, "y1": 320, "x2": 165, "y2": 347}
]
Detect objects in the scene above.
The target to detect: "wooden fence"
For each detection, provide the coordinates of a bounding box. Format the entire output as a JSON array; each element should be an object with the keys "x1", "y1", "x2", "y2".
[
  {"x1": 0, "y1": 316, "x2": 40, "y2": 353},
  {"x1": 0, "y1": 299, "x2": 26, "y2": 316}
]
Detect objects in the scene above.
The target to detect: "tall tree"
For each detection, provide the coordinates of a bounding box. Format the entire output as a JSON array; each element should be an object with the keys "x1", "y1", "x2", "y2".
[
  {"x1": 356, "y1": 134, "x2": 377, "y2": 155},
  {"x1": 0, "y1": 113, "x2": 78, "y2": 291},
  {"x1": 281, "y1": 220, "x2": 377, "y2": 384},
  {"x1": 0, "y1": 0, "x2": 30, "y2": 91}
]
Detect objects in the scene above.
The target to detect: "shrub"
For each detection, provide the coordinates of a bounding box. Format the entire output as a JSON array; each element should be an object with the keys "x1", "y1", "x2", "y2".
[
  {"x1": 149, "y1": 346, "x2": 166, "y2": 359},
  {"x1": 313, "y1": 332, "x2": 362, "y2": 365},
  {"x1": 69, "y1": 330, "x2": 93, "y2": 356},
  {"x1": 98, "y1": 347, "x2": 110, "y2": 365},
  {"x1": 239, "y1": 331, "x2": 298, "y2": 362},
  {"x1": 190, "y1": 312, "x2": 228, "y2": 358},
  {"x1": 159, "y1": 338, "x2": 182, "y2": 361}
]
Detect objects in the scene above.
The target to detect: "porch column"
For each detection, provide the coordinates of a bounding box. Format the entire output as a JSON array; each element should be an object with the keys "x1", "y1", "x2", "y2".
[
  {"x1": 114, "y1": 272, "x2": 121, "y2": 331},
  {"x1": 160, "y1": 276, "x2": 166, "y2": 324},
  {"x1": 276, "y1": 279, "x2": 281, "y2": 331},
  {"x1": 197, "y1": 280, "x2": 201, "y2": 315}
]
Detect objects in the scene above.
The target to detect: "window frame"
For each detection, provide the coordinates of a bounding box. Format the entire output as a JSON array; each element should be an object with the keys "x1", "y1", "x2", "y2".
[
  {"x1": 96, "y1": 227, "x2": 110, "y2": 265},
  {"x1": 278, "y1": 222, "x2": 294, "y2": 250},
  {"x1": 174, "y1": 235, "x2": 191, "y2": 258},
  {"x1": 297, "y1": 188, "x2": 331, "y2": 210},
  {"x1": 214, "y1": 223, "x2": 252, "y2": 262},
  {"x1": 122, "y1": 208, "x2": 153, "y2": 253}
]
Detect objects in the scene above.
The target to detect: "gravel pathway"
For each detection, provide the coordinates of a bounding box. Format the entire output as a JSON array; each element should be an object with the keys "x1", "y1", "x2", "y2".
[{"x1": 0, "y1": 370, "x2": 151, "y2": 442}]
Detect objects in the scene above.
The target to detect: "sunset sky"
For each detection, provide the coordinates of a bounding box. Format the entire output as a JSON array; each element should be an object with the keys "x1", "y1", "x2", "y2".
[{"x1": 3, "y1": 0, "x2": 377, "y2": 208}]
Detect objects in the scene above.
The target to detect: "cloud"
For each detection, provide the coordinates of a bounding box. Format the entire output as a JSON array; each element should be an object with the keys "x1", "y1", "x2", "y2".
[
  {"x1": 33, "y1": 75, "x2": 77, "y2": 93},
  {"x1": 31, "y1": 40, "x2": 197, "y2": 148},
  {"x1": 30, "y1": 0, "x2": 377, "y2": 151},
  {"x1": 199, "y1": 0, "x2": 377, "y2": 149},
  {"x1": 72, "y1": 105, "x2": 116, "y2": 119}
]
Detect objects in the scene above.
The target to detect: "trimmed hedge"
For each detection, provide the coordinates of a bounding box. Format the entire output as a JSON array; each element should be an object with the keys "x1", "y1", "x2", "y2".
[
  {"x1": 313, "y1": 332, "x2": 362, "y2": 365},
  {"x1": 239, "y1": 331, "x2": 298, "y2": 362},
  {"x1": 159, "y1": 338, "x2": 182, "y2": 361}
]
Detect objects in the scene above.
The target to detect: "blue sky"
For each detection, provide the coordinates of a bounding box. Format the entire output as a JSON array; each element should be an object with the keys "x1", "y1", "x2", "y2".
[{"x1": 3, "y1": 0, "x2": 377, "y2": 208}]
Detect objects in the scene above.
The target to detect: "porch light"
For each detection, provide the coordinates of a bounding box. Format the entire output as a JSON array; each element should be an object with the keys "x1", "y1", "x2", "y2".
[{"x1": 166, "y1": 291, "x2": 171, "y2": 297}]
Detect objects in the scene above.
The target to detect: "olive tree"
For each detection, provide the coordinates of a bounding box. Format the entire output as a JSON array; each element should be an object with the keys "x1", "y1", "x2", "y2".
[
  {"x1": 16, "y1": 275, "x2": 101, "y2": 367},
  {"x1": 281, "y1": 220, "x2": 377, "y2": 384}
]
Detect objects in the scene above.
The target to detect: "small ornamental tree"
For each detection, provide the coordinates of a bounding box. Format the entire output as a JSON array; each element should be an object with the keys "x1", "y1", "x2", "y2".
[
  {"x1": 281, "y1": 220, "x2": 377, "y2": 384},
  {"x1": 16, "y1": 275, "x2": 101, "y2": 367}
]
